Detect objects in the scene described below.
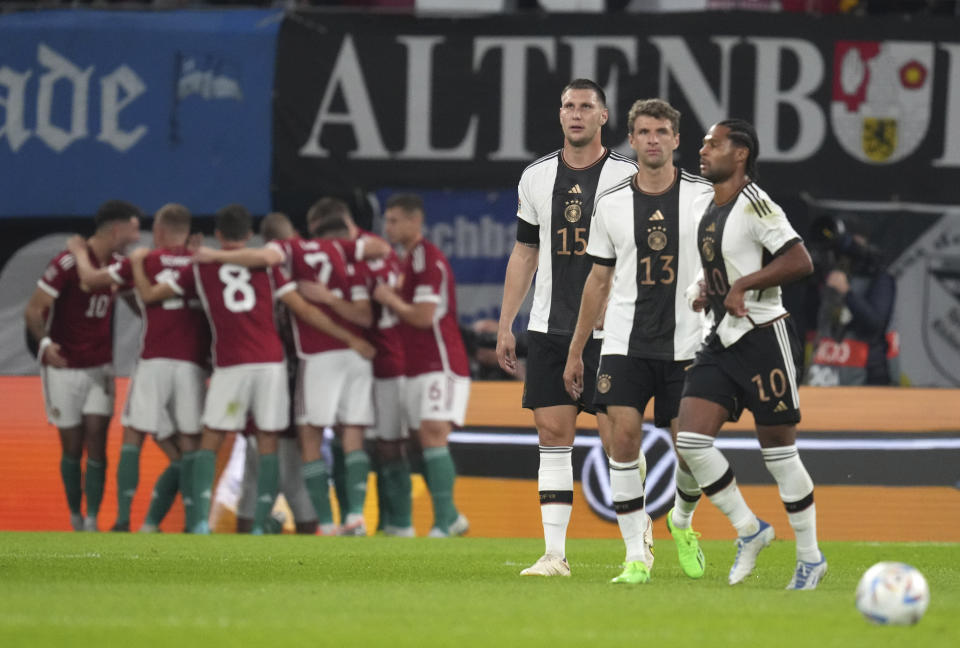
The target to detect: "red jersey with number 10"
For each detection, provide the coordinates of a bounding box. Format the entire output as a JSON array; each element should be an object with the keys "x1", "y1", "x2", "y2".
[
  {"x1": 37, "y1": 247, "x2": 124, "y2": 368},
  {"x1": 193, "y1": 260, "x2": 294, "y2": 368},
  {"x1": 398, "y1": 238, "x2": 469, "y2": 378}
]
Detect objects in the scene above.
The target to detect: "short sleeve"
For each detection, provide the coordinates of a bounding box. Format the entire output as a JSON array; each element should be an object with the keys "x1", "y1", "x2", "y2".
[
  {"x1": 585, "y1": 198, "x2": 615, "y2": 261},
  {"x1": 517, "y1": 177, "x2": 538, "y2": 227},
  {"x1": 38, "y1": 254, "x2": 70, "y2": 298},
  {"x1": 271, "y1": 264, "x2": 296, "y2": 298},
  {"x1": 347, "y1": 264, "x2": 370, "y2": 301},
  {"x1": 746, "y1": 192, "x2": 801, "y2": 255},
  {"x1": 410, "y1": 246, "x2": 442, "y2": 305}
]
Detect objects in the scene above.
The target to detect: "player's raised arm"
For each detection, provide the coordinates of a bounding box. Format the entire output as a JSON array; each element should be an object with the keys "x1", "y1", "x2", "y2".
[
  {"x1": 192, "y1": 244, "x2": 283, "y2": 268},
  {"x1": 280, "y1": 290, "x2": 375, "y2": 359},
  {"x1": 129, "y1": 248, "x2": 178, "y2": 305},
  {"x1": 67, "y1": 235, "x2": 117, "y2": 292},
  {"x1": 371, "y1": 282, "x2": 435, "y2": 329},
  {"x1": 297, "y1": 280, "x2": 373, "y2": 328},
  {"x1": 562, "y1": 263, "x2": 613, "y2": 400}
]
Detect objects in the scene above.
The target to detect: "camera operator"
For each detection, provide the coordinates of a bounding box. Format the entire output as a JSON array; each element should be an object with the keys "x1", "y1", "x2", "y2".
[{"x1": 804, "y1": 215, "x2": 899, "y2": 386}]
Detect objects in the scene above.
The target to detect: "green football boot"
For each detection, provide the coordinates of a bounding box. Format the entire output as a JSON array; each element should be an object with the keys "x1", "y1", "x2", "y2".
[
  {"x1": 610, "y1": 561, "x2": 651, "y2": 585},
  {"x1": 666, "y1": 508, "x2": 706, "y2": 579}
]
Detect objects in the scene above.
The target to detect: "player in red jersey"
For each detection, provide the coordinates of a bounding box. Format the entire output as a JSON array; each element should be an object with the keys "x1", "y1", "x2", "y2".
[
  {"x1": 372, "y1": 193, "x2": 471, "y2": 537},
  {"x1": 305, "y1": 198, "x2": 413, "y2": 536},
  {"x1": 69, "y1": 204, "x2": 210, "y2": 533},
  {"x1": 191, "y1": 205, "x2": 374, "y2": 535},
  {"x1": 23, "y1": 200, "x2": 142, "y2": 531},
  {"x1": 198, "y1": 208, "x2": 378, "y2": 535}
]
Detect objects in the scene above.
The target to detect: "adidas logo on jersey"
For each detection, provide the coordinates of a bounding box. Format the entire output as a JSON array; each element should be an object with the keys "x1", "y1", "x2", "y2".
[
  {"x1": 706, "y1": 222, "x2": 717, "y2": 232},
  {"x1": 568, "y1": 184, "x2": 582, "y2": 194},
  {"x1": 649, "y1": 210, "x2": 664, "y2": 221},
  {"x1": 773, "y1": 400, "x2": 789, "y2": 413}
]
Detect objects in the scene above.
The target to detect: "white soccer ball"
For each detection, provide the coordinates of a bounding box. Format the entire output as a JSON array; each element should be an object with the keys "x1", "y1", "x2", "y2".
[{"x1": 855, "y1": 562, "x2": 930, "y2": 625}]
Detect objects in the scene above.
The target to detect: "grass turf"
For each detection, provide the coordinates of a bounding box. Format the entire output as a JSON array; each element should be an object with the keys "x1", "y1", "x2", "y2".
[{"x1": 0, "y1": 532, "x2": 957, "y2": 647}]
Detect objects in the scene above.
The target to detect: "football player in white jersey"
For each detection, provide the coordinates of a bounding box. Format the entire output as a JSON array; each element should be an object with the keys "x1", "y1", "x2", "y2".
[
  {"x1": 497, "y1": 79, "x2": 638, "y2": 577},
  {"x1": 676, "y1": 119, "x2": 826, "y2": 590},
  {"x1": 563, "y1": 99, "x2": 712, "y2": 584}
]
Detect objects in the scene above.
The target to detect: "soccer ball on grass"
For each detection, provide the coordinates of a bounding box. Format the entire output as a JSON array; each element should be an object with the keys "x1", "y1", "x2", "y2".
[{"x1": 855, "y1": 562, "x2": 929, "y2": 625}]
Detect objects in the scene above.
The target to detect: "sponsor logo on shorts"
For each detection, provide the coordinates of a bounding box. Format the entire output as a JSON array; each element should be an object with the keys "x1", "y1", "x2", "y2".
[{"x1": 773, "y1": 400, "x2": 789, "y2": 413}]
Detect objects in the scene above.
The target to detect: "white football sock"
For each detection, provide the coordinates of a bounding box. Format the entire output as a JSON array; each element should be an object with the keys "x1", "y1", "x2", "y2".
[
  {"x1": 762, "y1": 445, "x2": 820, "y2": 562},
  {"x1": 609, "y1": 458, "x2": 650, "y2": 564},
  {"x1": 671, "y1": 463, "x2": 702, "y2": 529},
  {"x1": 676, "y1": 431, "x2": 758, "y2": 537},
  {"x1": 538, "y1": 445, "x2": 573, "y2": 558}
]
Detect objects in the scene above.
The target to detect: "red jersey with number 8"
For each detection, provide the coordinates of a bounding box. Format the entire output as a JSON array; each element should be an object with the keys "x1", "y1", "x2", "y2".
[{"x1": 193, "y1": 260, "x2": 294, "y2": 368}]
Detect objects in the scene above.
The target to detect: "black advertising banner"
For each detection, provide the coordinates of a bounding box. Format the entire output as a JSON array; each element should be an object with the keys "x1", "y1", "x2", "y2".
[{"x1": 273, "y1": 10, "x2": 960, "y2": 205}]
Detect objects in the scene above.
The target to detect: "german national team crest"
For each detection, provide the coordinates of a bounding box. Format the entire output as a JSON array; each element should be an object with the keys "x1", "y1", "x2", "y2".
[
  {"x1": 647, "y1": 226, "x2": 667, "y2": 251},
  {"x1": 596, "y1": 373, "x2": 611, "y2": 394},
  {"x1": 831, "y1": 41, "x2": 933, "y2": 164},
  {"x1": 701, "y1": 238, "x2": 716, "y2": 263}
]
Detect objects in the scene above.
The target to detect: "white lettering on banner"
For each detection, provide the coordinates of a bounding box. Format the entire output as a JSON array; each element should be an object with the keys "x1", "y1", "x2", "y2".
[
  {"x1": 297, "y1": 33, "x2": 960, "y2": 168},
  {"x1": 299, "y1": 34, "x2": 389, "y2": 159},
  {"x1": 472, "y1": 37, "x2": 556, "y2": 161},
  {"x1": 98, "y1": 65, "x2": 148, "y2": 152},
  {"x1": 933, "y1": 44, "x2": 960, "y2": 167},
  {"x1": 650, "y1": 36, "x2": 736, "y2": 132},
  {"x1": 0, "y1": 67, "x2": 32, "y2": 152},
  {"x1": 397, "y1": 36, "x2": 478, "y2": 160},
  {"x1": 425, "y1": 215, "x2": 515, "y2": 260},
  {"x1": 36, "y1": 44, "x2": 93, "y2": 153},
  {"x1": 750, "y1": 38, "x2": 826, "y2": 162},
  {"x1": 563, "y1": 36, "x2": 638, "y2": 134},
  {"x1": 0, "y1": 43, "x2": 148, "y2": 154}
]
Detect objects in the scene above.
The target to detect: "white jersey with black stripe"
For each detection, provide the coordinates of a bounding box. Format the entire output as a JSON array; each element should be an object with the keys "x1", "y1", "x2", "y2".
[
  {"x1": 587, "y1": 169, "x2": 713, "y2": 360},
  {"x1": 517, "y1": 148, "x2": 638, "y2": 335},
  {"x1": 696, "y1": 182, "x2": 802, "y2": 348}
]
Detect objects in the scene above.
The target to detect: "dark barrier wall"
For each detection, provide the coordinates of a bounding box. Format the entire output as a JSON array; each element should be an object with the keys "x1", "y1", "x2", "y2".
[
  {"x1": 274, "y1": 10, "x2": 960, "y2": 204},
  {"x1": 0, "y1": 9, "x2": 281, "y2": 217}
]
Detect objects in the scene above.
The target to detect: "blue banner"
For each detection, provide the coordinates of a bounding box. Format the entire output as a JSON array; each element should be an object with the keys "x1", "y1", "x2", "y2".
[
  {"x1": 0, "y1": 9, "x2": 280, "y2": 216},
  {"x1": 375, "y1": 189, "x2": 518, "y2": 327}
]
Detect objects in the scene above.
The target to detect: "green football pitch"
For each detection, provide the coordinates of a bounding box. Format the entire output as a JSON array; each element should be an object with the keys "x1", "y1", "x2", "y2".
[{"x1": 0, "y1": 532, "x2": 956, "y2": 647}]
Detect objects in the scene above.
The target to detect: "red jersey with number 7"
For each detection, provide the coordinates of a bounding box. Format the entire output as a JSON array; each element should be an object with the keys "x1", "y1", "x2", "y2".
[
  {"x1": 193, "y1": 260, "x2": 295, "y2": 368},
  {"x1": 273, "y1": 238, "x2": 368, "y2": 356},
  {"x1": 36, "y1": 247, "x2": 124, "y2": 368}
]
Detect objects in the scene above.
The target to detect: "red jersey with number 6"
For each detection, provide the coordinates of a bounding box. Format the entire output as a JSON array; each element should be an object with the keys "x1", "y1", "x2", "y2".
[
  {"x1": 193, "y1": 260, "x2": 294, "y2": 368},
  {"x1": 274, "y1": 238, "x2": 368, "y2": 356},
  {"x1": 398, "y1": 238, "x2": 469, "y2": 378},
  {"x1": 37, "y1": 247, "x2": 124, "y2": 368}
]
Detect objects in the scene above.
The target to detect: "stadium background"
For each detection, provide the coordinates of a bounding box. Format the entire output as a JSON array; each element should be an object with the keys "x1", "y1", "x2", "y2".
[{"x1": 0, "y1": 6, "x2": 958, "y2": 540}]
